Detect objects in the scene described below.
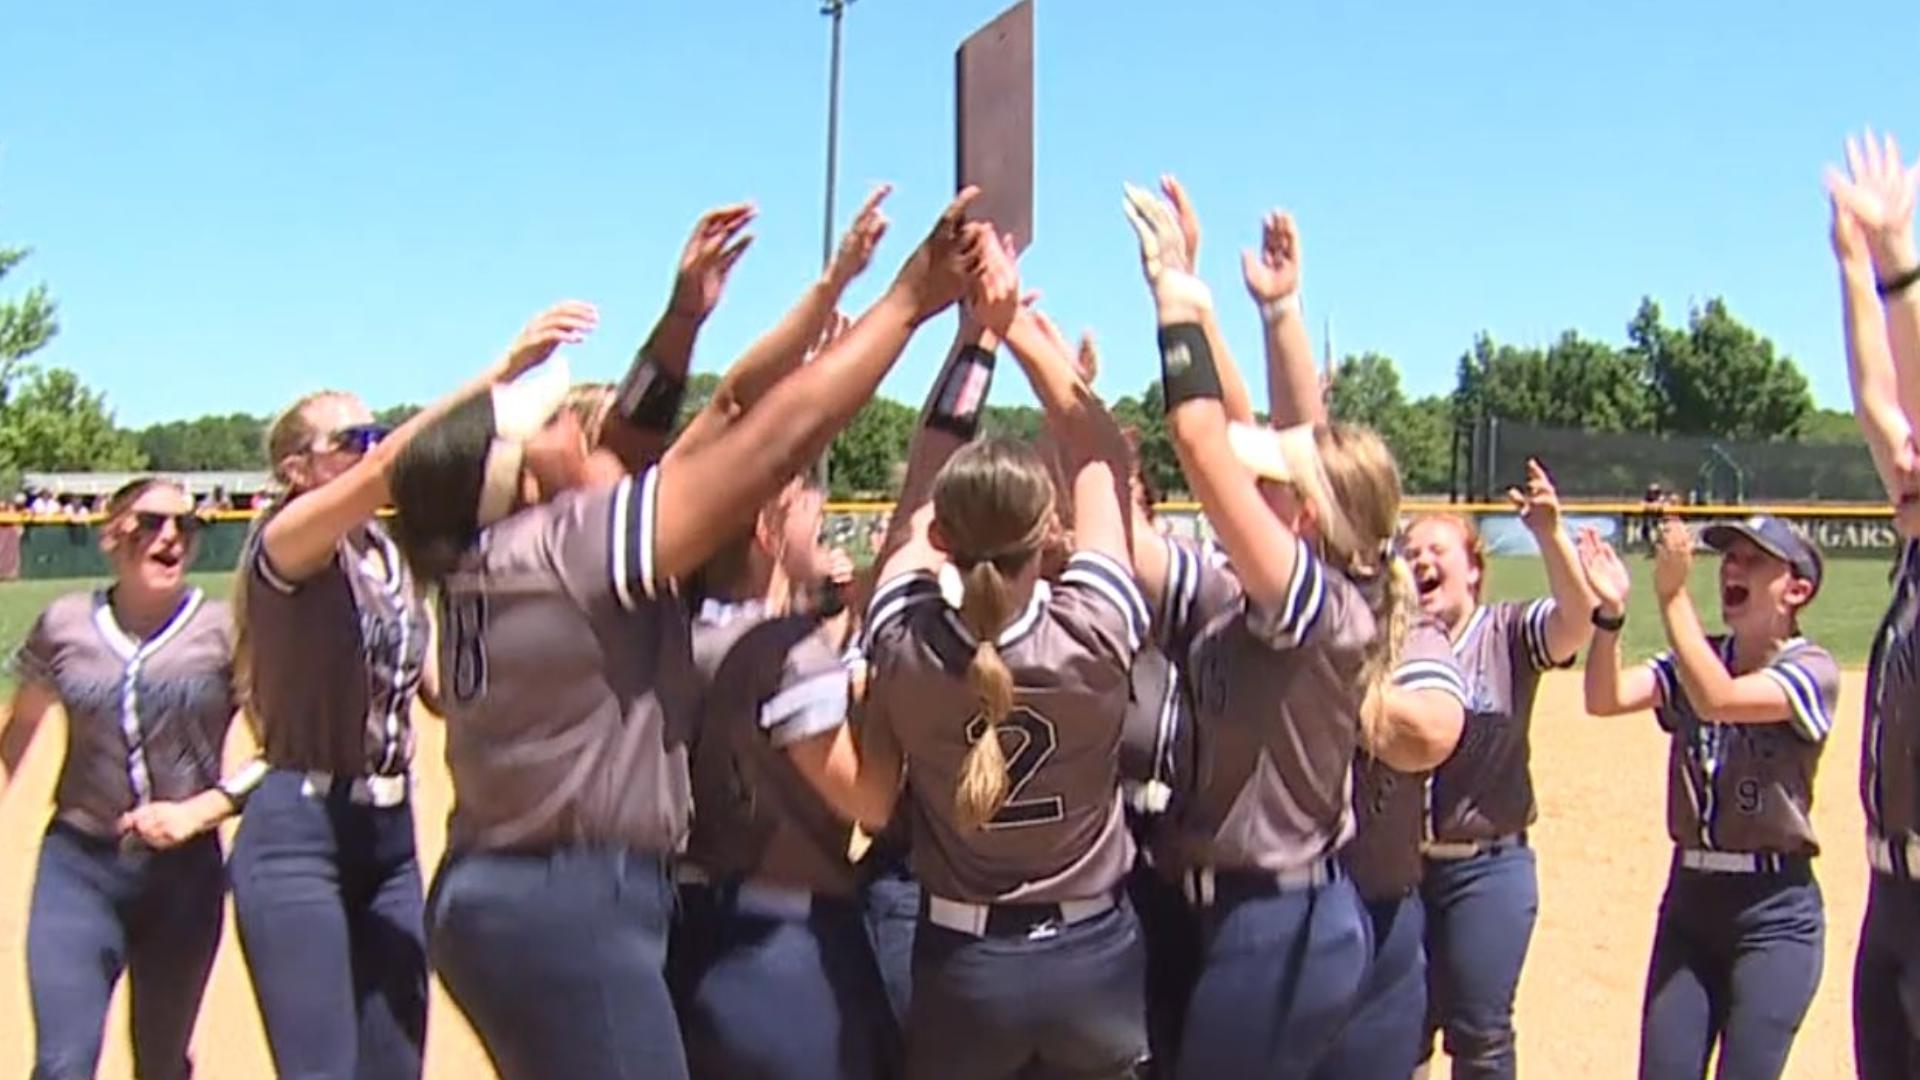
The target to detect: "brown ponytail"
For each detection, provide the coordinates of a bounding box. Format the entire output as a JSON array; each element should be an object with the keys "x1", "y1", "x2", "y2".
[
  {"x1": 1359, "y1": 553, "x2": 1417, "y2": 757},
  {"x1": 955, "y1": 558, "x2": 1019, "y2": 828},
  {"x1": 931, "y1": 438, "x2": 1057, "y2": 830},
  {"x1": 1301, "y1": 423, "x2": 1408, "y2": 758}
]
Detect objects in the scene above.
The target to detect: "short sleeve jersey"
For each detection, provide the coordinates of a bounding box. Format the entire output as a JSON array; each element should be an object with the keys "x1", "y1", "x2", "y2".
[
  {"x1": 1427, "y1": 599, "x2": 1569, "y2": 843},
  {"x1": 1651, "y1": 635, "x2": 1838, "y2": 854},
  {"x1": 1150, "y1": 538, "x2": 1378, "y2": 877},
  {"x1": 865, "y1": 550, "x2": 1148, "y2": 904},
  {"x1": 244, "y1": 511, "x2": 426, "y2": 778},
  {"x1": 435, "y1": 470, "x2": 695, "y2": 855},
  {"x1": 14, "y1": 589, "x2": 235, "y2": 838},
  {"x1": 1866, "y1": 540, "x2": 1920, "y2": 838},
  {"x1": 683, "y1": 599, "x2": 860, "y2": 896},
  {"x1": 1343, "y1": 621, "x2": 1468, "y2": 900}
]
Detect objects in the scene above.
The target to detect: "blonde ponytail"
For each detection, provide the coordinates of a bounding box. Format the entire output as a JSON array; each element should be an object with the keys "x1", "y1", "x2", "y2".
[
  {"x1": 1359, "y1": 552, "x2": 1416, "y2": 758},
  {"x1": 955, "y1": 559, "x2": 1018, "y2": 829}
]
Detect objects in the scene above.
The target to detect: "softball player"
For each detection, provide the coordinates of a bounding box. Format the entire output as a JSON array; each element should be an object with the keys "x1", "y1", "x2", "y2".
[
  {"x1": 227, "y1": 376, "x2": 449, "y2": 1080},
  {"x1": 0, "y1": 479, "x2": 239, "y2": 1080},
  {"x1": 1319, "y1": 622, "x2": 1468, "y2": 1080},
  {"x1": 1827, "y1": 135, "x2": 1920, "y2": 1079},
  {"x1": 1582, "y1": 518, "x2": 1833, "y2": 1079},
  {"x1": 389, "y1": 194, "x2": 988, "y2": 1080},
  {"x1": 668, "y1": 477, "x2": 898, "y2": 1080},
  {"x1": 1400, "y1": 461, "x2": 1596, "y2": 1080},
  {"x1": 1120, "y1": 182, "x2": 1412, "y2": 1078},
  {"x1": 847, "y1": 230, "x2": 1148, "y2": 1076}
]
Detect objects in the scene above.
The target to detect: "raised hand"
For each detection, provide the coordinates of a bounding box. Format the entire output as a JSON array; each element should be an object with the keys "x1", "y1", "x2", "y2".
[
  {"x1": 503, "y1": 301, "x2": 598, "y2": 378},
  {"x1": 1652, "y1": 518, "x2": 1694, "y2": 601},
  {"x1": 671, "y1": 204, "x2": 756, "y2": 321},
  {"x1": 890, "y1": 187, "x2": 988, "y2": 325},
  {"x1": 1827, "y1": 129, "x2": 1920, "y2": 271},
  {"x1": 1122, "y1": 182, "x2": 1211, "y2": 318},
  {"x1": 1161, "y1": 174, "x2": 1203, "y2": 265},
  {"x1": 1074, "y1": 332, "x2": 1100, "y2": 385},
  {"x1": 1506, "y1": 457, "x2": 1563, "y2": 538},
  {"x1": 1242, "y1": 210, "x2": 1303, "y2": 306},
  {"x1": 1830, "y1": 191, "x2": 1875, "y2": 276},
  {"x1": 827, "y1": 185, "x2": 893, "y2": 292},
  {"x1": 964, "y1": 227, "x2": 1022, "y2": 336},
  {"x1": 1577, "y1": 527, "x2": 1630, "y2": 615}
]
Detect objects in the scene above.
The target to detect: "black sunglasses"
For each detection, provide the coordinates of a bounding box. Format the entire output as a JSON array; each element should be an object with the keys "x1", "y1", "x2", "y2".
[
  {"x1": 326, "y1": 424, "x2": 390, "y2": 454},
  {"x1": 130, "y1": 511, "x2": 202, "y2": 538}
]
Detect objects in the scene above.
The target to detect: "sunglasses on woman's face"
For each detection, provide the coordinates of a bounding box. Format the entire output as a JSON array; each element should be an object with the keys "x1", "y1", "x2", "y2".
[
  {"x1": 324, "y1": 424, "x2": 389, "y2": 455},
  {"x1": 130, "y1": 511, "x2": 202, "y2": 539}
]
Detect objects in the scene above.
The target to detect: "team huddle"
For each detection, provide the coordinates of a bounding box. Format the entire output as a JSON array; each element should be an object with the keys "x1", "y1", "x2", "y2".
[{"x1": 2, "y1": 129, "x2": 1920, "y2": 1080}]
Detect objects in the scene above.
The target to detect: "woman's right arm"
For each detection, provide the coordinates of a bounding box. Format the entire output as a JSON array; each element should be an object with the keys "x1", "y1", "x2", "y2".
[
  {"x1": 1831, "y1": 132, "x2": 1920, "y2": 430},
  {"x1": 1123, "y1": 183, "x2": 1307, "y2": 614},
  {"x1": 648, "y1": 191, "x2": 987, "y2": 587},
  {"x1": 979, "y1": 245, "x2": 1134, "y2": 574},
  {"x1": 261, "y1": 302, "x2": 599, "y2": 582},
  {"x1": 0, "y1": 679, "x2": 59, "y2": 801}
]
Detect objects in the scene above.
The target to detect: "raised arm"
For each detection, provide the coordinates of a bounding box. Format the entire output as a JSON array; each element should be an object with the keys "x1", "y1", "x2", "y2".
[
  {"x1": 1512, "y1": 458, "x2": 1596, "y2": 665},
  {"x1": 1831, "y1": 131, "x2": 1920, "y2": 427},
  {"x1": 1242, "y1": 208, "x2": 1323, "y2": 427},
  {"x1": 1160, "y1": 176, "x2": 1256, "y2": 424},
  {"x1": 871, "y1": 312, "x2": 1002, "y2": 586},
  {"x1": 1829, "y1": 183, "x2": 1920, "y2": 502},
  {"x1": 965, "y1": 236, "x2": 1133, "y2": 572},
  {"x1": 262, "y1": 302, "x2": 597, "y2": 582},
  {"x1": 650, "y1": 191, "x2": 987, "y2": 586},
  {"x1": 1650, "y1": 521, "x2": 1800, "y2": 725},
  {"x1": 1123, "y1": 182, "x2": 1304, "y2": 612},
  {"x1": 672, "y1": 188, "x2": 893, "y2": 461},
  {"x1": 1578, "y1": 528, "x2": 1658, "y2": 717},
  {"x1": 597, "y1": 204, "x2": 754, "y2": 470}
]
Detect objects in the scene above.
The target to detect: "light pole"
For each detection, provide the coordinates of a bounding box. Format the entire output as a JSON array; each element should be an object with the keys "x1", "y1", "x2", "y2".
[{"x1": 815, "y1": 0, "x2": 855, "y2": 492}]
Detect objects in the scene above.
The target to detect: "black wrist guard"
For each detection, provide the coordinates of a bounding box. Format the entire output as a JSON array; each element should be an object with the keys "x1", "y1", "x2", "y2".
[
  {"x1": 1158, "y1": 323, "x2": 1222, "y2": 411},
  {"x1": 614, "y1": 350, "x2": 688, "y2": 433},
  {"x1": 1590, "y1": 606, "x2": 1627, "y2": 633},
  {"x1": 1881, "y1": 265, "x2": 1920, "y2": 299},
  {"x1": 926, "y1": 345, "x2": 997, "y2": 438}
]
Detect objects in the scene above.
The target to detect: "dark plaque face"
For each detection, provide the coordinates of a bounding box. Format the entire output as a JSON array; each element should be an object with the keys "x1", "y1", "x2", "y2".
[{"x1": 956, "y1": 0, "x2": 1035, "y2": 253}]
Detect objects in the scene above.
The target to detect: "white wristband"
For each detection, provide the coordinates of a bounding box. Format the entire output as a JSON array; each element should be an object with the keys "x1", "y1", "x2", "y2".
[{"x1": 1260, "y1": 293, "x2": 1302, "y2": 324}]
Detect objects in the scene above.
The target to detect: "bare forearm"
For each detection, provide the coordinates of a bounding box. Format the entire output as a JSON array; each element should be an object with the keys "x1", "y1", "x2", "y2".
[
  {"x1": 1583, "y1": 629, "x2": 1631, "y2": 716},
  {"x1": 1844, "y1": 264, "x2": 1913, "y2": 492},
  {"x1": 878, "y1": 320, "x2": 997, "y2": 567},
  {"x1": 719, "y1": 279, "x2": 842, "y2": 414},
  {"x1": 1262, "y1": 301, "x2": 1324, "y2": 427},
  {"x1": 1872, "y1": 233, "x2": 1920, "y2": 427},
  {"x1": 1539, "y1": 527, "x2": 1598, "y2": 661}
]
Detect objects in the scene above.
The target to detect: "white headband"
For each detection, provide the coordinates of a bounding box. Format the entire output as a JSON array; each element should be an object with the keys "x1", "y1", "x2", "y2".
[{"x1": 474, "y1": 355, "x2": 572, "y2": 528}]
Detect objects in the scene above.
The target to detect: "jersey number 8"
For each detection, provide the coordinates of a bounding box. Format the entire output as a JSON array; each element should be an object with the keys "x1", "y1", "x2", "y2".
[
  {"x1": 965, "y1": 706, "x2": 1066, "y2": 830},
  {"x1": 444, "y1": 592, "x2": 488, "y2": 704}
]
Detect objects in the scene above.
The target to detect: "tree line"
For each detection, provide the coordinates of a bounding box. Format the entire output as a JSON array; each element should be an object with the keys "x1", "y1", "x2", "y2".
[{"x1": 0, "y1": 237, "x2": 1864, "y2": 500}]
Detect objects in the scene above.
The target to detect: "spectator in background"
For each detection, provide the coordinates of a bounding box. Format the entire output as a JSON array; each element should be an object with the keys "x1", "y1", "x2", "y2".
[{"x1": 1641, "y1": 483, "x2": 1665, "y2": 550}]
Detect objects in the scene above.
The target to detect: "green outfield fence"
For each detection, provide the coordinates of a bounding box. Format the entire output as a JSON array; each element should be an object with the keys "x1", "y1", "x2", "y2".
[{"x1": 0, "y1": 501, "x2": 1901, "y2": 581}]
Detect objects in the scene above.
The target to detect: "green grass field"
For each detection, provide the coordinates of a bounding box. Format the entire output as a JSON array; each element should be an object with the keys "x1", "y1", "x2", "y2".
[{"x1": 0, "y1": 555, "x2": 1895, "y2": 694}]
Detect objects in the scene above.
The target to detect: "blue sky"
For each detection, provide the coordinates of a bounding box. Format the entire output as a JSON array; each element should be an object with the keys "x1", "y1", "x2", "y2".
[{"x1": 3, "y1": 1, "x2": 1918, "y2": 427}]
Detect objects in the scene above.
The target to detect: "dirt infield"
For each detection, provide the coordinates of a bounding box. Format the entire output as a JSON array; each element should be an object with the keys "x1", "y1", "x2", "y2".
[{"x1": 0, "y1": 671, "x2": 1872, "y2": 1078}]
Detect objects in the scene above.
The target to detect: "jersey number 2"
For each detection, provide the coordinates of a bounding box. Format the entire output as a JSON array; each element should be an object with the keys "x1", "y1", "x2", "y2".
[
  {"x1": 965, "y1": 706, "x2": 1065, "y2": 829},
  {"x1": 445, "y1": 592, "x2": 488, "y2": 704}
]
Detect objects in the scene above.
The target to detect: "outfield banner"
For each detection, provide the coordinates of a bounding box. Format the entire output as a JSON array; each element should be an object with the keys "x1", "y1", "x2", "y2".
[{"x1": 1476, "y1": 514, "x2": 1620, "y2": 557}]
